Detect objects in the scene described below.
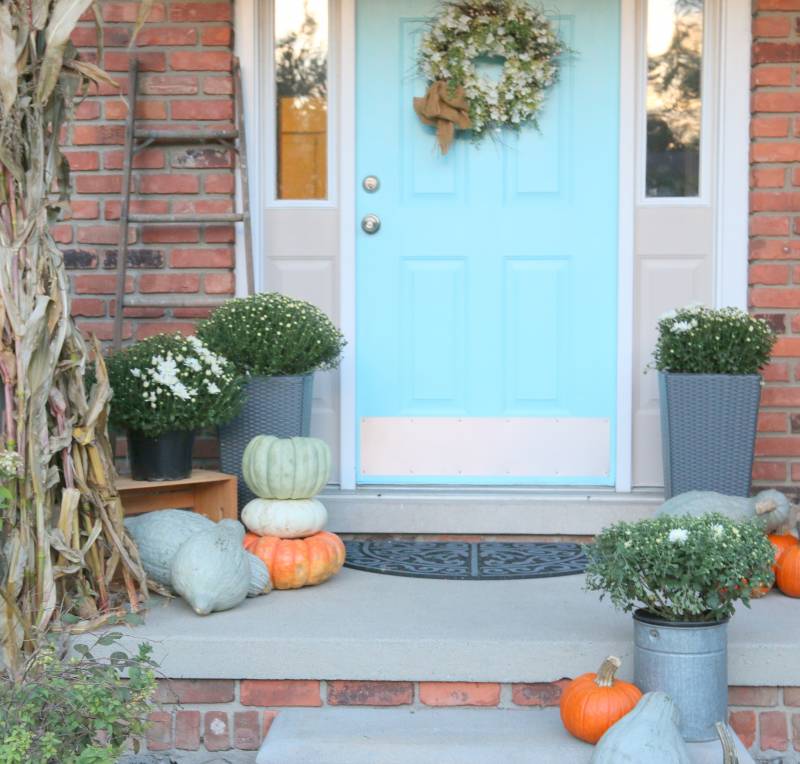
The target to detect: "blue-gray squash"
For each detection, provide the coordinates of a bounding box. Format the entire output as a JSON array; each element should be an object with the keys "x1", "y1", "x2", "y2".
[
  {"x1": 589, "y1": 692, "x2": 691, "y2": 764},
  {"x1": 170, "y1": 520, "x2": 250, "y2": 615},
  {"x1": 655, "y1": 489, "x2": 791, "y2": 533},
  {"x1": 246, "y1": 552, "x2": 272, "y2": 596},
  {"x1": 124, "y1": 509, "x2": 213, "y2": 587},
  {"x1": 125, "y1": 509, "x2": 271, "y2": 605}
]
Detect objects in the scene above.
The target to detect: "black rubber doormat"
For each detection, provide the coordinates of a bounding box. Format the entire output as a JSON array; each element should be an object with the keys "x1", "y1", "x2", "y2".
[{"x1": 343, "y1": 540, "x2": 587, "y2": 580}]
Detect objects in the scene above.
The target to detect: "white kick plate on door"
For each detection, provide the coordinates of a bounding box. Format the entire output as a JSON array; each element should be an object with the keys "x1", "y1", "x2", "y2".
[{"x1": 360, "y1": 417, "x2": 610, "y2": 478}]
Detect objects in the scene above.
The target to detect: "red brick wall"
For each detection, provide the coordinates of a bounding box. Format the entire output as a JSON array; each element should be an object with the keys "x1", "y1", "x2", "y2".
[
  {"x1": 751, "y1": 1, "x2": 800, "y2": 494},
  {"x1": 64, "y1": 0, "x2": 236, "y2": 345},
  {"x1": 61, "y1": 2, "x2": 800, "y2": 487}
]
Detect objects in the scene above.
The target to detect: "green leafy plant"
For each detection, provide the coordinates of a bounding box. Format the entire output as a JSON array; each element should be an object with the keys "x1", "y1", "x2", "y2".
[
  {"x1": 584, "y1": 514, "x2": 775, "y2": 622},
  {"x1": 198, "y1": 293, "x2": 346, "y2": 377},
  {"x1": 0, "y1": 631, "x2": 157, "y2": 764},
  {"x1": 106, "y1": 334, "x2": 244, "y2": 437},
  {"x1": 653, "y1": 305, "x2": 775, "y2": 375}
]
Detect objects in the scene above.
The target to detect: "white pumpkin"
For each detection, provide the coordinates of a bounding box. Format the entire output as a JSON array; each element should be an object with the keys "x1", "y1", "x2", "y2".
[
  {"x1": 246, "y1": 552, "x2": 273, "y2": 596},
  {"x1": 242, "y1": 435, "x2": 331, "y2": 500},
  {"x1": 124, "y1": 509, "x2": 213, "y2": 586},
  {"x1": 170, "y1": 520, "x2": 250, "y2": 615},
  {"x1": 241, "y1": 497, "x2": 328, "y2": 538}
]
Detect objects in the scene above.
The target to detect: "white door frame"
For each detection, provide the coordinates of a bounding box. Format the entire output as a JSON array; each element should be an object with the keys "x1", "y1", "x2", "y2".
[{"x1": 235, "y1": 0, "x2": 752, "y2": 491}]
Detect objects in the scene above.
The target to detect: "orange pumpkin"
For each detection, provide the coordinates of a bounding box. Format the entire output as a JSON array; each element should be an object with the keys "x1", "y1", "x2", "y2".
[
  {"x1": 754, "y1": 533, "x2": 796, "y2": 597},
  {"x1": 244, "y1": 531, "x2": 346, "y2": 590},
  {"x1": 769, "y1": 533, "x2": 796, "y2": 572},
  {"x1": 776, "y1": 535, "x2": 800, "y2": 598},
  {"x1": 559, "y1": 656, "x2": 642, "y2": 744}
]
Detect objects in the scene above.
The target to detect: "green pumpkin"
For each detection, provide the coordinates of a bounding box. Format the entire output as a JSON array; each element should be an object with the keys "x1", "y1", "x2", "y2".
[
  {"x1": 590, "y1": 692, "x2": 691, "y2": 764},
  {"x1": 242, "y1": 435, "x2": 331, "y2": 500}
]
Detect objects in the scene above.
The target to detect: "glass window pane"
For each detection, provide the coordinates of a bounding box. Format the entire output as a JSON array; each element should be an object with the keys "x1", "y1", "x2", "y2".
[
  {"x1": 646, "y1": 0, "x2": 703, "y2": 198},
  {"x1": 274, "y1": 0, "x2": 328, "y2": 200}
]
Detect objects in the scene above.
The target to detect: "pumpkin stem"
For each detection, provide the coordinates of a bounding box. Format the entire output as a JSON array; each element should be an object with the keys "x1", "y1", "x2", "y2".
[
  {"x1": 593, "y1": 656, "x2": 621, "y2": 687},
  {"x1": 756, "y1": 499, "x2": 777, "y2": 516}
]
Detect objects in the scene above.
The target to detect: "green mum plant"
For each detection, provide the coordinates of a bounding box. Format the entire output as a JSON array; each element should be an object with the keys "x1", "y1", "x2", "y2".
[
  {"x1": 106, "y1": 334, "x2": 244, "y2": 438},
  {"x1": 584, "y1": 514, "x2": 775, "y2": 623},
  {"x1": 197, "y1": 292, "x2": 346, "y2": 377},
  {"x1": 0, "y1": 632, "x2": 157, "y2": 764},
  {"x1": 653, "y1": 305, "x2": 775, "y2": 375}
]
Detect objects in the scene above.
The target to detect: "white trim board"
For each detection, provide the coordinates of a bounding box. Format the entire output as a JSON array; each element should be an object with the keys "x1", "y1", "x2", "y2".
[
  {"x1": 237, "y1": 0, "x2": 752, "y2": 493},
  {"x1": 616, "y1": 0, "x2": 636, "y2": 493},
  {"x1": 339, "y1": 0, "x2": 357, "y2": 490},
  {"x1": 233, "y1": 0, "x2": 263, "y2": 296},
  {"x1": 715, "y1": 0, "x2": 751, "y2": 309}
]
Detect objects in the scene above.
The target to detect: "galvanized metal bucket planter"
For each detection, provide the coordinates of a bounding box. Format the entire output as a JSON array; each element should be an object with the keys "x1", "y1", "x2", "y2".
[
  {"x1": 219, "y1": 374, "x2": 313, "y2": 509},
  {"x1": 659, "y1": 372, "x2": 762, "y2": 498},
  {"x1": 633, "y1": 609, "x2": 728, "y2": 742}
]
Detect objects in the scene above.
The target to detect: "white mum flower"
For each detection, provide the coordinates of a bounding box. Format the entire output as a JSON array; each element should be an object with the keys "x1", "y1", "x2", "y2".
[
  {"x1": 131, "y1": 368, "x2": 142, "y2": 378},
  {"x1": 670, "y1": 320, "x2": 696, "y2": 334},
  {"x1": 668, "y1": 528, "x2": 689, "y2": 544},
  {"x1": 171, "y1": 381, "x2": 192, "y2": 400},
  {"x1": 711, "y1": 524, "x2": 725, "y2": 539},
  {"x1": 659, "y1": 309, "x2": 678, "y2": 321}
]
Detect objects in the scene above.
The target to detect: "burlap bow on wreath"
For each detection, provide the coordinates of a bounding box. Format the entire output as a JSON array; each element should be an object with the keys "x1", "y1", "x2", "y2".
[{"x1": 413, "y1": 80, "x2": 471, "y2": 155}]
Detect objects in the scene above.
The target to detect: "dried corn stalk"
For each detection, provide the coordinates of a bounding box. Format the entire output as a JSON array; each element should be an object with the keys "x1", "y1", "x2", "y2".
[{"x1": 0, "y1": 0, "x2": 151, "y2": 676}]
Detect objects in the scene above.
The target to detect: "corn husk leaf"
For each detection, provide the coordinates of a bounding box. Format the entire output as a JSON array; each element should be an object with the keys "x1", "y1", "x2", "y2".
[
  {"x1": 131, "y1": 0, "x2": 155, "y2": 45},
  {"x1": 31, "y1": 0, "x2": 51, "y2": 31},
  {"x1": 0, "y1": 0, "x2": 148, "y2": 674},
  {"x1": 36, "y1": 0, "x2": 95, "y2": 103},
  {"x1": 66, "y1": 59, "x2": 119, "y2": 90},
  {"x1": 0, "y1": 5, "x2": 17, "y2": 113}
]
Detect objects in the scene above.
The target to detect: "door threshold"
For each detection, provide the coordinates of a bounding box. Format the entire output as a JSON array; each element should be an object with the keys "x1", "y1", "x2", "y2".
[{"x1": 319, "y1": 486, "x2": 663, "y2": 535}]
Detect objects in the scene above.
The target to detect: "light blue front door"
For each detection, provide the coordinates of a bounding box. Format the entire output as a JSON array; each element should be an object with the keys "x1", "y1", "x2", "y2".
[{"x1": 356, "y1": 0, "x2": 620, "y2": 485}]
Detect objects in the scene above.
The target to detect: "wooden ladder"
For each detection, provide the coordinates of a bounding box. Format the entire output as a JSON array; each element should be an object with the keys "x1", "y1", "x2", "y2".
[{"x1": 112, "y1": 56, "x2": 254, "y2": 350}]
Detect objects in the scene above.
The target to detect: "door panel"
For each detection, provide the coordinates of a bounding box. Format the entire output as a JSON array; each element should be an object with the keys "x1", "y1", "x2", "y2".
[{"x1": 356, "y1": 0, "x2": 620, "y2": 484}]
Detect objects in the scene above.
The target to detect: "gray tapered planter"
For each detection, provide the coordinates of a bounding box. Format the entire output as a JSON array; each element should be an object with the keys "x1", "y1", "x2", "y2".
[
  {"x1": 659, "y1": 372, "x2": 762, "y2": 498},
  {"x1": 219, "y1": 373, "x2": 313, "y2": 509}
]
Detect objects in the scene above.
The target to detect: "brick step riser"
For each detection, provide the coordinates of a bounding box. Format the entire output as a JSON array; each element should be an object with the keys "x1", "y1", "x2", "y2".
[{"x1": 143, "y1": 678, "x2": 800, "y2": 761}]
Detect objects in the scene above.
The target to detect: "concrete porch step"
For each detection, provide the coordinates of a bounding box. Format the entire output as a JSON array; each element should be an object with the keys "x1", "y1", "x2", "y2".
[
  {"x1": 320, "y1": 487, "x2": 662, "y2": 535},
  {"x1": 116, "y1": 569, "x2": 798, "y2": 686},
  {"x1": 255, "y1": 708, "x2": 754, "y2": 764}
]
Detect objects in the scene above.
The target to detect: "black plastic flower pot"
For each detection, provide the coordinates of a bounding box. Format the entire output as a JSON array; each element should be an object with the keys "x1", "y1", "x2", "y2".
[{"x1": 128, "y1": 429, "x2": 195, "y2": 481}]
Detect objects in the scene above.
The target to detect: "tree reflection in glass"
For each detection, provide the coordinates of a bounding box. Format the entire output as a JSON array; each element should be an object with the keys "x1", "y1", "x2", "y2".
[
  {"x1": 646, "y1": 0, "x2": 703, "y2": 198},
  {"x1": 274, "y1": 0, "x2": 328, "y2": 200}
]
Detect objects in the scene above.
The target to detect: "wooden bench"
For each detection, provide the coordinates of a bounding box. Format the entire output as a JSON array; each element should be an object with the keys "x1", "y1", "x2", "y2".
[{"x1": 117, "y1": 469, "x2": 238, "y2": 521}]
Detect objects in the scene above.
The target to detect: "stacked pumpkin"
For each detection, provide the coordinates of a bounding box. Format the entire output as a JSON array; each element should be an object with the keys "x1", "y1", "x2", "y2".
[{"x1": 240, "y1": 435, "x2": 346, "y2": 589}]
